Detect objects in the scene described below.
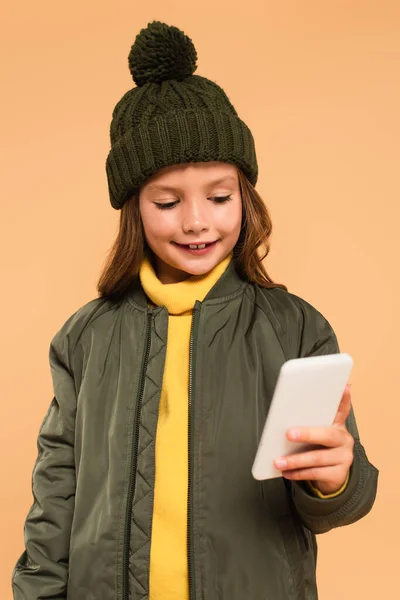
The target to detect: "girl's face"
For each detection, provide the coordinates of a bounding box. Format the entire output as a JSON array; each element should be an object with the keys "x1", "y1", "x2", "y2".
[{"x1": 139, "y1": 161, "x2": 242, "y2": 283}]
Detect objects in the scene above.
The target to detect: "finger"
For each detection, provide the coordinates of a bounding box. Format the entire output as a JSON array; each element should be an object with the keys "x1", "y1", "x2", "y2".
[
  {"x1": 287, "y1": 426, "x2": 348, "y2": 447},
  {"x1": 282, "y1": 464, "x2": 345, "y2": 482},
  {"x1": 333, "y1": 384, "x2": 352, "y2": 426},
  {"x1": 274, "y1": 447, "x2": 345, "y2": 472}
]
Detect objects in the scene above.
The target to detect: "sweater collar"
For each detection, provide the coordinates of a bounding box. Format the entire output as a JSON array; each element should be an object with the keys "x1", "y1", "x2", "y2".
[{"x1": 139, "y1": 254, "x2": 233, "y2": 315}]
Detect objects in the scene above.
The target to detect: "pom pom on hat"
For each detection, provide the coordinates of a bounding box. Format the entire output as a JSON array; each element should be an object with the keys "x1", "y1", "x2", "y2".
[{"x1": 128, "y1": 20, "x2": 198, "y2": 86}]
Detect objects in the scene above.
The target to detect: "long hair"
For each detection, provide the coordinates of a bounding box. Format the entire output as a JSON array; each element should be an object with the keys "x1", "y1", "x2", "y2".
[{"x1": 96, "y1": 167, "x2": 287, "y2": 301}]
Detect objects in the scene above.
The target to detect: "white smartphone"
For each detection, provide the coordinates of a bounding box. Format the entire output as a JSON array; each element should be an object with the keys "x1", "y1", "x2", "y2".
[{"x1": 251, "y1": 353, "x2": 353, "y2": 480}]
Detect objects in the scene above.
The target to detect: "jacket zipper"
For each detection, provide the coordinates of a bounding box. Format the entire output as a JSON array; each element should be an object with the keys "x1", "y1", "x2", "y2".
[
  {"x1": 188, "y1": 303, "x2": 200, "y2": 600},
  {"x1": 122, "y1": 310, "x2": 152, "y2": 600}
]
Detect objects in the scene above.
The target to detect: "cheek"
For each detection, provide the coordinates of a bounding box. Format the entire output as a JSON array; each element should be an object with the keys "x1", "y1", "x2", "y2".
[
  {"x1": 140, "y1": 206, "x2": 175, "y2": 242},
  {"x1": 216, "y1": 203, "x2": 242, "y2": 237}
]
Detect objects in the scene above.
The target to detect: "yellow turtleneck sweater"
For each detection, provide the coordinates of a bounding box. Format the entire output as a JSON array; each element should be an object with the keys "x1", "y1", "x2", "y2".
[{"x1": 139, "y1": 253, "x2": 232, "y2": 600}]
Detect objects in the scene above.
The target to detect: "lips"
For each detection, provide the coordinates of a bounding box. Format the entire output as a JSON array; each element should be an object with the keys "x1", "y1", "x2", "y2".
[
  {"x1": 173, "y1": 241, "x2": 217, "y2": 248},
  {"x1": 172, "y1": 240, "x2": 219, "y2": 255}
]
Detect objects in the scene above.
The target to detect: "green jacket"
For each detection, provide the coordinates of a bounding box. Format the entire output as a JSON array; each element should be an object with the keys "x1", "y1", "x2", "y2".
[{"x1": 12, "y1": 261, "x2": 378, "y2": 600}]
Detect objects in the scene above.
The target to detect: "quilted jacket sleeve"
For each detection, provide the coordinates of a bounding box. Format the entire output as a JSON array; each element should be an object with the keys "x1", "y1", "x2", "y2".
[
  {"x1": 12, "y1": 330, "x2": 77, "y2": 599},
  {"x1": 287, "y1": 298, "x2": 379, "y2": 534}
]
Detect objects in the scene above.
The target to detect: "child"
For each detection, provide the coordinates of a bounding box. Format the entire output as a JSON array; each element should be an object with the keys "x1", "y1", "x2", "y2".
[{"x1": 12, "y1": 21, "x2": 378, "y2": 600}]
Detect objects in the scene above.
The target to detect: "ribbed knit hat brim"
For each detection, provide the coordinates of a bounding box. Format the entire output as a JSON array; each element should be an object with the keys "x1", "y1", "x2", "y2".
[{"x1": 106, "y1": 107, "x2": 258, "y2": 210}]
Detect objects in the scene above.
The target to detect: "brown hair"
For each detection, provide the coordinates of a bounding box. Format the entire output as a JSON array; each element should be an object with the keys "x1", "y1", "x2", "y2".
[{"x1": 96, "y1": 167, "x2": 287, "y2": 301}]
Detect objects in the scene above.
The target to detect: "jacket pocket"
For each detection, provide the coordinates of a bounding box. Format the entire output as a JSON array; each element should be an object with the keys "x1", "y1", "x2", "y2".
[
  {"x1": 295, "y1": 521, "x2": 310, "y2": 553},
  {"x1": 293, "y1": 520, "x2": 314, "y2": 599},
  {"x1": 262, "y1": 479, "x2": 311, "y2": 599},
  {"x1": 277, "y1": 515, "x2": 308, "y2": 599}
]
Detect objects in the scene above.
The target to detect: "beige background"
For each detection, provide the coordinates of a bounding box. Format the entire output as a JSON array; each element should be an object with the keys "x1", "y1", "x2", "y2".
[{"x1": 2, "y1": 1, "x2": 398, "y2": 598}]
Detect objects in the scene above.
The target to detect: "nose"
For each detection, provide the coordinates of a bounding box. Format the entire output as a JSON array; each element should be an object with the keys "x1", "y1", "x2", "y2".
[{"x1": 182, "y1": 199, "x2": 209, "y2": 235}]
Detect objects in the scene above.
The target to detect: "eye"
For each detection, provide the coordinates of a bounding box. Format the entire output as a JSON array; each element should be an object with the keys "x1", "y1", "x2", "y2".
[
  {"x1": 154, "y1": 200, "x2": 179, "y2": 210},
  {"x1": 210, "y1": 194, "x2": 233, "y2": 204}
]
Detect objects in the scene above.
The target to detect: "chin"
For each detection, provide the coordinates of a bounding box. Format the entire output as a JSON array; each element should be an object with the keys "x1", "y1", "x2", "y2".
[
  {"x1": 178, "y1": 257, "x2": 221, "y2": 276},
  {"x1": 183, "y1": 265, "x2": 213, "y2": 276}
]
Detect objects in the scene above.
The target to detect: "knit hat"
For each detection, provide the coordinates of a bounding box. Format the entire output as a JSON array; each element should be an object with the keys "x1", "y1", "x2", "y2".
[{"x1": 105, "y1": 21, "x2": 258, "y2": 210}]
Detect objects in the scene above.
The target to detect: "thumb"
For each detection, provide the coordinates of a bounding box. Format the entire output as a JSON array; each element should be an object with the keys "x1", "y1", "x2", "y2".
[{"x1": 333, "y1": 384, "x2": 352, "y2": 426}]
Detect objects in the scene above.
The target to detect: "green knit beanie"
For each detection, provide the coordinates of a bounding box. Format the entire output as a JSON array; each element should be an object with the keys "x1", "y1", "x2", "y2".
[{"x1": 105, "y1": 21, "x2": 258, "y2": 210}]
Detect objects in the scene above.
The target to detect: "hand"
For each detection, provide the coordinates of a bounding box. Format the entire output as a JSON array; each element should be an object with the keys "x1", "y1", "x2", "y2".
[{"x1": 274, "y1": 383, "x2": 354, "y2": 495}]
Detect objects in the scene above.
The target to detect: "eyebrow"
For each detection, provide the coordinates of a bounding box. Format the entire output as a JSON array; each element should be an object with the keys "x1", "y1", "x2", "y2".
[{"x1": 146, "y1": 175, "x2": 237, "y2": 192}]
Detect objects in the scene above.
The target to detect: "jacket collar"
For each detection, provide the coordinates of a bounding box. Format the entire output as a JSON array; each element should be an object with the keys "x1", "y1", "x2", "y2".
[
  {"x1": 127, "y1": 258, "x2": 247, "y2": 310},
  {"x1": 202, "y1": 258, "x2": 247, "y2": 301}
]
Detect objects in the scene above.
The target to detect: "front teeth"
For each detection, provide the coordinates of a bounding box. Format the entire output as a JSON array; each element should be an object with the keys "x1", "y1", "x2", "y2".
[{"x1": 189, "y1": 244, "x2": 206, "y2": 249}]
